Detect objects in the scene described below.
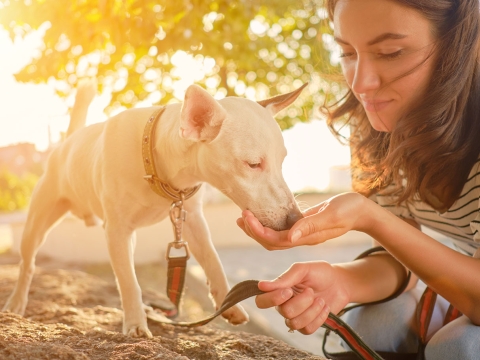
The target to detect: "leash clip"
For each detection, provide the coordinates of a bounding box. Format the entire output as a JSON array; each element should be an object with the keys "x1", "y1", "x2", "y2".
[
  {"x1": 167, "y1": 193, "x2": 190, "y2": 260},
  {"x1": 166, "y1": 241, "x2": 190, "y2": 260}
]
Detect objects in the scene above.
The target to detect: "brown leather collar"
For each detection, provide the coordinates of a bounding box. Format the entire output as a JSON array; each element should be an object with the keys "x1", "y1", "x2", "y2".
[{"x1": 142, "y1": 107, "x2": 201, "y2": 201}]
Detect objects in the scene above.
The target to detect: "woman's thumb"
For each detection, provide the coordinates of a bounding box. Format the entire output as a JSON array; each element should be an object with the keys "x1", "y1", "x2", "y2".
[
  {"x1": 290, "y1": 218, "x2": 318, "y2": 243},
  {"x1": 258, "y1": 264, "x2": 306, "y2": 292},
  {"x1": 292, "y1": 203, "x2": 327, "y2": 242}
]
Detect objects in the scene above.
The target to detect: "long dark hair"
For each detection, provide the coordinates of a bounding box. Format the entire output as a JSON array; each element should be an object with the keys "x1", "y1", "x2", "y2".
[{"x1": 323, "y1": 0, "x2": 480, "y2": 211}]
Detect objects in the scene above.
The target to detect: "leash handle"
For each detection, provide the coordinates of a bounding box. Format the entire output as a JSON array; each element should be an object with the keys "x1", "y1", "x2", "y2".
[
  {"x1": 166, "y1": 279, "x2": 264, "y2": 327},
  {"x1": 147, "y1": 279, "x2": 384, "y2": 360}
]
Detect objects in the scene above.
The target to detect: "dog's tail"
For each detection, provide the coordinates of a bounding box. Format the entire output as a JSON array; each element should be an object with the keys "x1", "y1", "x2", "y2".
[{"x1": 65, "y1": 79, "x2": 97, "y2": 137}]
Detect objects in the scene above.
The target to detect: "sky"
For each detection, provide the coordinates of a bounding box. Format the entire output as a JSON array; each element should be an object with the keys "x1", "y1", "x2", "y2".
[{"x1": 0, "y1": 29, "x2": 351, "y2": 193}]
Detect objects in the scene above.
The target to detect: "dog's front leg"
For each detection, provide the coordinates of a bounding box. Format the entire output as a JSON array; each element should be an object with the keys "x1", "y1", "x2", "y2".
[
  {"x1": 104, "y1": 223, "x2": 152, "y2": 338},
  {"x1": 182, "y1": 209, "x2": 249, "y2": 325}
]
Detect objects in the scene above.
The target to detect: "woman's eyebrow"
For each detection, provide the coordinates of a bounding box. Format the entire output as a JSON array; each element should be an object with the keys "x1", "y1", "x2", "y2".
[
  {"x1": 334, "y1": 33, "x2": 408, "y2": 46},
  {"x1": 368, "y1": 33, "x2": 408, "y2": 45}
]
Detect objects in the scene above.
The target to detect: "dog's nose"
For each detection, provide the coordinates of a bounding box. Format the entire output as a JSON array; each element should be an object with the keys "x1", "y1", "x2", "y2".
[{"x1": 285, "y1": 211, "x2": 303, "y2": 230}]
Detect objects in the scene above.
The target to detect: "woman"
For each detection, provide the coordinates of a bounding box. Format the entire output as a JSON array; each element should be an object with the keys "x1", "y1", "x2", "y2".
[{"x1": 237, "y1": 0, "x2": 480, "y2": 358}]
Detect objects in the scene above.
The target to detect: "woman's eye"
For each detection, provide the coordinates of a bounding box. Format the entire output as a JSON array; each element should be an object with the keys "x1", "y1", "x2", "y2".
[
  {"x1": 379, "y1": 50, "x2": 403, "y2": 60},
  {"x1": 248, "y1": 163, "x2": 261, "y2": 169},
  {"x1": 339, "y1": 52, "x2": 355, "y2": 58}
]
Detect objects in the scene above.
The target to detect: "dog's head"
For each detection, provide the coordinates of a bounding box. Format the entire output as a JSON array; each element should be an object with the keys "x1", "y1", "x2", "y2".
[{"x1": 179, "y1": 84, "x2": 307, "y2": 231}]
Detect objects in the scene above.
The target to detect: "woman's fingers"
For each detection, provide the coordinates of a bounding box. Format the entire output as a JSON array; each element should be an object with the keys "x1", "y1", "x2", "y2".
[
  {"x1": 236, "y1": 217, "x2": 253, "y2": 238},
  {"x1": 258, "y1": 263, "x2": 310, "y2": 292},
  {"x1": 240, "y1": 208, "x2": 337, "y2": 249},
  {"x1": 275, "y1": 287, "x2": 315, "y2": 319},
  {"x1": 239, "y1": 193, "x2": 368, "y2": 248},
  {"x1": 237, "y1": 210, "x2": 294, "y2": 250},
  {"x1": 255, "y1": 265, "x2": 337, "y2": 335},
  {"x1": 288, "y1": 211, "x2": 348, "y2": 246},
  {"x1": 256, "y1": 263, "x2": 310, "y2": 308},
  {"x1": 236, "y1": 213, "x2": 268, "y2": 241},
  {"x1": 295, "y1": 298, "x2": 331, "y2": 335},
  {"x1": 279, "y1": 292, "x2": 331, "y2": 335},
  {"x1": 257, "y1": 285, "x2": 333, "y2": 335},
  {"x1": 255, "y1": 288, "x2": 294, "y2": 309}
]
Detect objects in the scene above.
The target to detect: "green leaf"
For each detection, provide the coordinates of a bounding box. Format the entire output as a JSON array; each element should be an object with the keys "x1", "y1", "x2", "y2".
[{"x1": 1, "y1": 0, "x2": 343, "y2": 129}]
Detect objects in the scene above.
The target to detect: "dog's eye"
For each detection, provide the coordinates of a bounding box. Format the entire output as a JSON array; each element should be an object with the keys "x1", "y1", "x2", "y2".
[{"x1": 248, "y1": 163, "x2": 261, "y2": 169}]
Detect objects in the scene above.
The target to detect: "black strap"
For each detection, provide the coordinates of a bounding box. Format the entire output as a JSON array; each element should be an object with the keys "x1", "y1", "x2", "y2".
[
  {"x1": 323, "y1": 312, "x2": 384, "y2": 360},
  {"x1": 337, "y1": 246, "x2": 411, "y2": 317},
  {"x1": 323, "y1": 246, "x2": 413, "y2": 360}
]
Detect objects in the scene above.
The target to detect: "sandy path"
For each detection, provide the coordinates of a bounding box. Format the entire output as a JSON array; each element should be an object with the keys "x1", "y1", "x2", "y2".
[{"x1": 0, "y1": 264, "x2": 325, "y2": 359}]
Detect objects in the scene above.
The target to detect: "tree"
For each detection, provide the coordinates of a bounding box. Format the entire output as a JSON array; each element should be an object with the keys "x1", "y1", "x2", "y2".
[{"x1": 0, "y1": 0, "x2": 340, "y2": 129}]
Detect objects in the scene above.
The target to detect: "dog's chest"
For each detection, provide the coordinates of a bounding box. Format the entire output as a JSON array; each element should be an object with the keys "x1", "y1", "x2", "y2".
[{"x1": 129, "y1": 202, "x2": 171, "y2": 228}]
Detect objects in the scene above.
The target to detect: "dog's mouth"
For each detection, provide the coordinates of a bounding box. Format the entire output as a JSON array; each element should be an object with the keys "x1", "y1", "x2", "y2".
[
  {"x1": 254, "y1": 211, "x2": 303, "y2": 232},
  {"x1": 285, "y1": 211, "x2": 303, "y2": 229}
]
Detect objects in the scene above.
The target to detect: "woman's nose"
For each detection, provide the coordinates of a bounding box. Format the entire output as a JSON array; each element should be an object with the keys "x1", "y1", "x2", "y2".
[{"x1": 350, "y1": 56, "x2": 381, "y2": 94}]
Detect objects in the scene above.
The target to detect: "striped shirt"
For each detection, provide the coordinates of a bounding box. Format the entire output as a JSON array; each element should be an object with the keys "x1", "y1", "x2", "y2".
[{"x1": 374, "y1": 158, "x2": 480, "y2": 258}]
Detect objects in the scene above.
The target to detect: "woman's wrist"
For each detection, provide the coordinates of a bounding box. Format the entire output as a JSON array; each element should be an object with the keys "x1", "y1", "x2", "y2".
[
  {"x1": 354, "y1": 195, "x2": 392, "y2": 237},
  {"x1": 353, "y1": 194, "x2": 384, "y2": 236},
  {"x1": 331, "y1": 263, "x2": 356, "y2": 305},
  {"x1": 333, "y1": 252, "x2": 409, "y2": 304}
]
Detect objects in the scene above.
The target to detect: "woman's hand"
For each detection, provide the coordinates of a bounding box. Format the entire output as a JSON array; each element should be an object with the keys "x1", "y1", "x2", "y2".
[
  {"x1": 256, "y1": 261, "x2": 350, "y2": 335},
  {"x1": 237, "y1": 192, "x2": 373, "y2": 250}
]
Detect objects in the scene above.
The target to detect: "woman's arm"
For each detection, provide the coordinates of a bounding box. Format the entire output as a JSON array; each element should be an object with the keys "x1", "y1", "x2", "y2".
[
  {"x1": 241, "y1": 192, "x2": 480, "y2": 324},
  {"x1": 335, "y1": 252, "x2": 411, "y2": 304},
  {"x1": 369, "y1": 217, "x2": 420, "y2": 294},
  {"x1": 364, "y1": 199, "x2": 480, "y2": 324}
]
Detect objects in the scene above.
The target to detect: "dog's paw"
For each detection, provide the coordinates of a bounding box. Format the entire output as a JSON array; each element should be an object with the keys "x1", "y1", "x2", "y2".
[
  {"x1": 222, "y1": 304, "x2": 249, "y2": 325},
  {"x1": 2, "y1": 297, "x2": 27, "y2": 316},
  {"x1": 125, "y1": 324, "x2": 153, "y2": 338}
]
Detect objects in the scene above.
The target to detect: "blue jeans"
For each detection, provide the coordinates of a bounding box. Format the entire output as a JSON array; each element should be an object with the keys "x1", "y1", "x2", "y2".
[{"x1": 341, "y1": 284, "x2": 480, "y2": 360}]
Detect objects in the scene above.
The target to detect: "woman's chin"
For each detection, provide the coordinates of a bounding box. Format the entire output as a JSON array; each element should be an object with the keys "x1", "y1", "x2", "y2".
[{"x1": 366, "y1": 114, "x2": 393, "y2": 132}]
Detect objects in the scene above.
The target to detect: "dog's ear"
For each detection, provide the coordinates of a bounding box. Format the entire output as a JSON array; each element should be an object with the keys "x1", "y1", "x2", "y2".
[
  {"x1": 180, "y1": 84, "x2": 227, "y2": 142},
  {"x1": 257, "y1": 83, "x2": 308, "y2": 116}
]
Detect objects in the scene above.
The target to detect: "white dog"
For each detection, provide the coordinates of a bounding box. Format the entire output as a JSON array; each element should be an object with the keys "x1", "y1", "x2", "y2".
[{"x1": 3, "y1": 81, "x2": 305, "y2": 338}]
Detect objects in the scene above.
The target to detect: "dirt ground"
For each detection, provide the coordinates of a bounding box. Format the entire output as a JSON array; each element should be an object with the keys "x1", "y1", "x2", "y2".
[{"x1": 0, "y1": 256, "x2": 326, "y2": 360}]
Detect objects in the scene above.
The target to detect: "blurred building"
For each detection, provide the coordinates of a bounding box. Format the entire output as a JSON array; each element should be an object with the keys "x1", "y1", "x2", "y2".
[
  {"x1": 328, "y1": 165, "x2": 352, "y2": 193},
  {"x1": 0, "y1": 143, "x2": 48, "y2": 176}
]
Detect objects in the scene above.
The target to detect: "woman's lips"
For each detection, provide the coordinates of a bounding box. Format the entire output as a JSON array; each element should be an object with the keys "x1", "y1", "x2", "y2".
[{"x1": 362, "y1": 99, "x2": 393, "y2": 112}]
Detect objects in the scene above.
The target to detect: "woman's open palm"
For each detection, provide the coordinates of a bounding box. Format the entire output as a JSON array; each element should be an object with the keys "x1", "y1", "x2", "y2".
[{"x1": 237, "y1": 192, "x2": 371, "y2": 250}]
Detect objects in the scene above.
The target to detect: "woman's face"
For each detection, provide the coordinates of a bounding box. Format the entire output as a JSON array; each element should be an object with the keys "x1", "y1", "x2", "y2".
[{"x1": 334, "y1": 0, "x2": 437, "y2": 132}]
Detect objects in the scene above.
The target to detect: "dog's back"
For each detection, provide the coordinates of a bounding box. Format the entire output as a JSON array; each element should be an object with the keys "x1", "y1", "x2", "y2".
[{"x1": 41, "y1": 80, "x2": 105, "y2": 222}]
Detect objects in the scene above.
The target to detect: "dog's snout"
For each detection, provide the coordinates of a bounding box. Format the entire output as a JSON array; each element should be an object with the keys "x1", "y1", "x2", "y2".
[{"x1": 285, "y1": 210, "x2": 303, "y2": 230}]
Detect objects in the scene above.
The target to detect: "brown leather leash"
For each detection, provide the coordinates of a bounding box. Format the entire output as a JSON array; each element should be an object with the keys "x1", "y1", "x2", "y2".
[
  {"x1": 146, "y1": 279, "x2": 385, "y2": 360},
  {"x1": 149, "y1": 280, "x2": 458, "y2": 360},
  {"x1": 147, "y1": 280, "x2": 263, "y2": 327},
  {"x1": 145, "y1": 248, "x2": 461, "y2": 360}
]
